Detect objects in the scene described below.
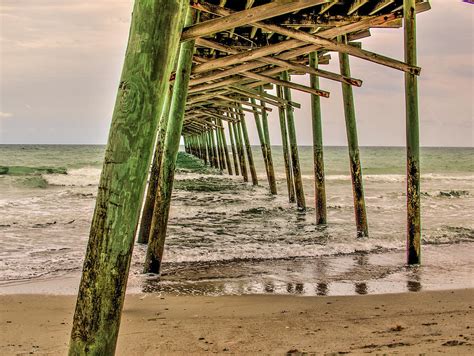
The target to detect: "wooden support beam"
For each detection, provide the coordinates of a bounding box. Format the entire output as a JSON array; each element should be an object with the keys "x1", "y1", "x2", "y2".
[
  {"x1": 137, "y1": 88, "x2": 172, "y2": 245},
  {"x1": 194, "y1": 37, "x2": 362, "y2": 87},
  {"x1": 276, "y1": 85, "x2": 296, "y2": 204},
  {"x1": 69, "y1": 1, "x2": 188, "y2": 354},
  {"x1": 144, "y1": 9, "x2": 196, "y2": 274},
  {"x1": 217, "y1": 120, "x2": 228, "y2": 172},
  {"x1": 183, "y1": 0, "x2": 329, "y2": 41},
  {"x1": 338, "y1": 36, "x2": 368, "y2": 238},
  {"x1": 240, "y1": 70, "x2": 330, "y2": 98},
  {"x1": 281, "y1": 71, "x2": 306, "y2": 210},
  {"x1": 228, "y1": 120, "x2": 240, "y2": 175},
  {"x1": 238, "y1": 107, "x2": 258, "y2": 185},
  {"x1": 348, "y1": 0, "x2": 370, "y2": 15},
  {"x1": 233, "y1": 115, "x2": 248, "y2": 182},
  {"x1": 193, "y1": 2, "x2": 420, "y2": 75},
  {"x1": 231, "y1": 84, "x2": 302, "y2": 109},
  {"x1": 404, "y1": 0, "x2": 421, "y2": 265},
  {"x1": 257, "y1": 91, "x2": 278, "y2": 195},
  {"x1": 309, "y1": 52, "x2": 327, "y2": 225},
  {"x1": 369, "y1": 0, "x2": 395, "y2": 16}
]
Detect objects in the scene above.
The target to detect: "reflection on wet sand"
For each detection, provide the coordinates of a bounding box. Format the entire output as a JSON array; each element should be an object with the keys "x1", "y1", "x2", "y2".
[{"x1": 135, "y1": 249, "x2": 452, "y2": 297}]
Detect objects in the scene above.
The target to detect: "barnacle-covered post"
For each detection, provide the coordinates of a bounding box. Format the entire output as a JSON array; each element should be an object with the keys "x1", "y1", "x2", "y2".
[
  {"x1": 143, "y1": 9, "x2": 196, "y2": 274},
  {"x1": 404, "y1": 0, "x2": 421, "y2": 264},
  {"x1": 69, "y1": 0, "x2": 188, "y2": 354},
  {"x1": 338, "y1": 36, "x2": 368, "y2": 238},
  {"x1": 276, "y1": 84, "x2": 295, "y2": 203},
  {"x1": 309, "y1": 52, "x2": 327, "y2": 224},
  {"x1": 281, "y1": 71, "x2": 306, "y2": 210},
  {"x1": 238, "y1": 106, "x2": 258, "y2": 185}
]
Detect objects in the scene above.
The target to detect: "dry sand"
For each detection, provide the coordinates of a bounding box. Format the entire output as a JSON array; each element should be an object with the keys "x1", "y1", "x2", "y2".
[{"x1": 1, "y1": 289, "x2": 473, "y2": 355}]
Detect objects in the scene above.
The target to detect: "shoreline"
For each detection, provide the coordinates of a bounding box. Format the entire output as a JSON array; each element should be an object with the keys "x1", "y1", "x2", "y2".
[
  {"x1": 1, "y1": 289, "x2": 473, "y2": 355},
  {"x1": 1, "y1": 242, "x2": 473, "y2": 297}
]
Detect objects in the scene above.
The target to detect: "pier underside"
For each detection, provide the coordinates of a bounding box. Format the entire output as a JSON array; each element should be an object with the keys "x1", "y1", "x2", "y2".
[{"x1": 69, "y1": 1, "x2": 429, "y2": 354}]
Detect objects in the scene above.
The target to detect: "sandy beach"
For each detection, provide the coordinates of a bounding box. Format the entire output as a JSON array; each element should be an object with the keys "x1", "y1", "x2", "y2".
[{"x1": 1, "y1": 289, "x2": 473, "y2": 355}]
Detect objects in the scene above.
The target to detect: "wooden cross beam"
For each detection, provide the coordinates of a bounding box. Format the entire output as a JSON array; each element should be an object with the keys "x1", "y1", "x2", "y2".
[
  {"x1": 195, "y1": 1, "x2": 421, "y2": 75},
  {"x1": 182, "y1": 0, "x2": 330, "y2": 41}
]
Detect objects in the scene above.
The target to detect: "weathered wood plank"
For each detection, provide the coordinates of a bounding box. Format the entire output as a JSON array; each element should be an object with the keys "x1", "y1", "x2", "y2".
[{"x1": 69, "y1": 1, "x2": 188, "y2": 354}]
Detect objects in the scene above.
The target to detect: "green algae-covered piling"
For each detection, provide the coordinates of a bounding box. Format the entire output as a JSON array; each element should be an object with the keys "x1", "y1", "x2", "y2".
[
  {"x1": 309, "y1": 52, "x2": 327, "y2": 225},
  {"x1": 137, "y1": 89, "x2": 172, "y2": 244},
  {"x1": 405, "y1": 0, "x2": 421, "y2": 265},
  {"x1": 238, "y1": 106, "x2": 258, "y2": 185},
  {"x1": 69, "y1": 1, "x2": 188, "y2": 354},
  {"x1": 251, "y1": 97, "x2": 271, "y2": 182},
  {"x1": 215, "y1": 122, "x2": 225, "y2": 171},
  {"x1": 281, "y1": 71, "x2": 306, "y2": 210},
  {"x1": 219, "y1": 118, "x2": 233, "y2": 175},
  {"x1": 338, "y1": 36, "x2": 368, "y2": 238},
  {"x1": 259, "y1": 92, "x2": 277, "y2": 195},
  {"x1": 233, "y1": 114, "x2": 248, "y2": 182},
  {"x1": 228, "y1": 121, "x2": 240, "y2": 176},
  {"x1": 276, "y1": 84, "x2": 296, "y2": 204},
  {"x1": 143, "y1": 10, "x2": 195, "y2": 274}
]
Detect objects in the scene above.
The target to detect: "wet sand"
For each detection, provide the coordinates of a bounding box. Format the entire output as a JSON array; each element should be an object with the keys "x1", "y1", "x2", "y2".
[{"x1": 1, "y1": 289, "x2": 473, "y2": 355}]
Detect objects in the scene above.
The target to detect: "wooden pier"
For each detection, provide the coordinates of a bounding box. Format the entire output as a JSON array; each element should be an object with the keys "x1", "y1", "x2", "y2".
[{"x1": 69, "y1": 1, "x2": 429, "y2": 354}]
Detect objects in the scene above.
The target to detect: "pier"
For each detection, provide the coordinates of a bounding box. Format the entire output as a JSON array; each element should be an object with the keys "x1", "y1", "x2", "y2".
[{"x1": 69, "y1": 1, "x2": 429, "y2": 354}]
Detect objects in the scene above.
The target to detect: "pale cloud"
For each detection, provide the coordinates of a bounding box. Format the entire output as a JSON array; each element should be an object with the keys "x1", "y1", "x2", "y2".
[
  {"x1": 0, "y1": 0, "x2": 472, "y2": 146},
  {"x1": 0, "y1": 112, "x2": 14, "y2": 118}
]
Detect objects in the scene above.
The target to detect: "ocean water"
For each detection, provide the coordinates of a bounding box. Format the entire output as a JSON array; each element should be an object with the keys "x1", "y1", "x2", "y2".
[{"x1": 0, "y1": 145, "x2": 473, "y2": 296}]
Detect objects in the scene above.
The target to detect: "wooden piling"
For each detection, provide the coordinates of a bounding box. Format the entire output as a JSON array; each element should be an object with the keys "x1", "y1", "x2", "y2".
[
  {"x1": 259, "y1": 91, "x2": 278, "y2": 195},
  {"x1": 338, "y1": 37, "x2": 369, "y2": 238},
  {"x1": 281, "y1": 71, "x2": 306, "y2": 210},
  {"x1": 309, "y1": 52, "x2": 327, "y2": 225},
  {"x1": 276, "y1": 85, "x2": 296, "y2": 203},
  {"x1": 219, "y1": 118, "x2": 233, "y2": 175},
  {"x1": 68, "y1": 0, "x2": 188, "y2": 354},
  {"x1": 228, "y1": 121, "x2": 240, "y2": 175},
  {"x1": 238, "y1": 107, "x2": 258, "y2": 185},
  {"x1": 143, "y1": 9, "x2": 195, "y2": 274},
  {"x1": 137, "y1": 89, "x2": 172, "y2": 244},
  {"x1": 233, "y1": 117, "x2": 248, "y2": 182},
  {"x1": 210, "y1": 128, "x2": 221, "y2": 170},
  {"x1": 404, "y1": 0, "x2": 421, "y2": 264},
  {"x1": 215, "y1": 123, "x2": 225, "y2": 171},
  {"x1": 251, "y1": 97, "x2": 271, "y2": 181}
]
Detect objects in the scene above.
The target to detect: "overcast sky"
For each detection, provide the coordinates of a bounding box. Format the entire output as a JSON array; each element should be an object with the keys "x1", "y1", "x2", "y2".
[{"x1": 0, "y1": 1, "x2": 472, "y2": 146}]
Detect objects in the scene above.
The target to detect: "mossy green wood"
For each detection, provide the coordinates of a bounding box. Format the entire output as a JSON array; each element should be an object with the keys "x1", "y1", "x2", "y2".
[
  {"x1": 143, "y1": 10, "x2": 196, "y2": 274},
  {"x1": 219, "y1": 119, "x2": 233, "y2": 175},
  {"x1": 210, "y1": 130, "x2": 218, "y2": 168},
  {"x1": 211, "y1": 128, "x2": 221, "y2": 170},
  {"x1": 233, "y1": 118, "x2": 248, "y2": 182},
  {"x1": 338, "y1": 37, "x2": 369, "y2": 238},
  {"x1": 137, "y1": 89, "x2": 172, "y2": 244},
  {"x1": 250, "y1": 98, "x2": 270, "y2": 181},
  {"x1": 238, "y1": 107, "x2": 258, "y2": 185},
  {"x1": 68, "y1": 0, "x2": 188, "y2": 354},
  {"x1": 404, "y1": 0, "x2": 421, "y2": 265},
  {"x1": 309, "y1": 52, "x2": 327, "y2": 225},
  {"x1": 281, "y1": 71, "x2": 306, "y2": 210},
  {"x1": 258, "y1": 91, "x2": 278, "y2": 195},
  {"x1": 217, "y1": 121, "x2": 227, "y2": 171},
  {"x1": 228, "y1": 122, "x2": 240, "y2": 175},
  {"x1": 276, "y1": 84, "x2": 296, "y2": 204}
]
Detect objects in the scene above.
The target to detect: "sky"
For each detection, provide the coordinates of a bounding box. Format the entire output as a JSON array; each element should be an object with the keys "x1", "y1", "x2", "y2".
[{"x1": 0, "y1": 0, "x2": 473, "y2": 146}]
